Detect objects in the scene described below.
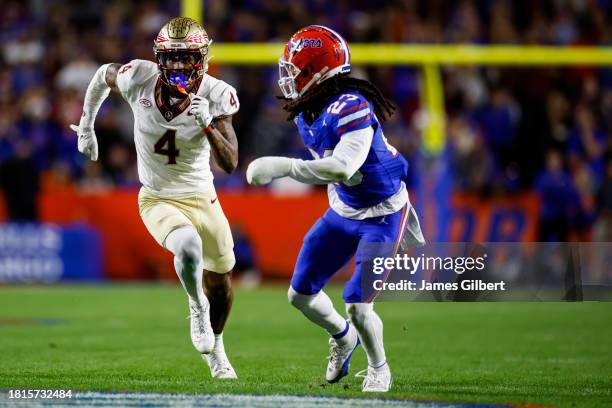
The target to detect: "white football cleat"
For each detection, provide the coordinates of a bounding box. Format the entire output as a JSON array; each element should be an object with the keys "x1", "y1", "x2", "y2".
[
  {"x1": 326, "y1": 321, "x2": 360, "y2": 383},
  {"x1": 356, "y1": 363, "x2": 393, "y2": 392},
  {"x1": 188, "y1": 298, "x2": 214, "y2": 354},
  {"x1": 202, "y1": 348, "x2": 237, "y2": 379}
]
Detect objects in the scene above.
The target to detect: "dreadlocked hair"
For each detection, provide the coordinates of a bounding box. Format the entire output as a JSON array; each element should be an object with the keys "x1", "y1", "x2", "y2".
[{"x1": 281, "y1": 74, "x2": 396, "y2": 123}]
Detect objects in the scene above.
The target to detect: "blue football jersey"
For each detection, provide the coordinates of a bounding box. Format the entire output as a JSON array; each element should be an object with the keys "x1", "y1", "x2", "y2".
[{"x1": 296, "y1": 92, "x2": 409, "y2": 209}]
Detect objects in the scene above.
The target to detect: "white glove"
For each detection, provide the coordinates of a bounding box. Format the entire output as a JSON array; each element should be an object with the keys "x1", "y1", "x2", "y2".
[
  {"x1": 246, "y1": 157, "x2": 294, "y2": 186},
  {"x1": 188, "y1": 94, "x2": 213, "y2": 129},
  {"x1": 70, "y1": 123, "x2": 98, "y2": 161}
]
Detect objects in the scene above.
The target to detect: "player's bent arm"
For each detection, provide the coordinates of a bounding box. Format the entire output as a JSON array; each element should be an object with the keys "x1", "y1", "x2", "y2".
[
  {"x1": 80, "y1": 64, "x2": 113, "y2": 127},
  {"x1": 70, "y1": 63, "x2": 122, "y2": 161},
  {"x1": 246, "y1": 127, "x2": 373, "y2": 186},
  {"x1": 289, "y1": 126, "x2": 373, "y2": 184},
  {"x1": 204, "y1": 116, "x2": 239, "y2": 173},
  {"x1": 78, "y1": 62, "x2": 122, "y2": 129},
  {"x1": 104, "y1": 63, "x2": 122, "y2": 93}
]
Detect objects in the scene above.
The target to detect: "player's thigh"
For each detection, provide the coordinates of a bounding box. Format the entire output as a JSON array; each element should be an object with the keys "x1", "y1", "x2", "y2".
[
  {"x1": 194, "y1": 196, "x2": 236, "y2": 274},
  {"x1": 138, "y1": 189, "x2": 193, "y2": 248},
  {"x1": 344, "y1": 205, "x2": 409, "y2": 303},
  {"x1": 291, "y1": 209, "x2": 359, "y2": 295}
]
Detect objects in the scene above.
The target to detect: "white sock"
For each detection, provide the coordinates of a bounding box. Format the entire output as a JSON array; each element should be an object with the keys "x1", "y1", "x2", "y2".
[
  {"x1": 214, "y1": 333, "x2": 225, "y2": 353},
  {"x1": 346, "y1": 303, "x2": 386, "y2": 367},
  {"x1": 165, "y1": 226, "x2": 206, "y2": 306},
  {"x1": 288, "y1": 287, "x2": 347, "y2": 341}
]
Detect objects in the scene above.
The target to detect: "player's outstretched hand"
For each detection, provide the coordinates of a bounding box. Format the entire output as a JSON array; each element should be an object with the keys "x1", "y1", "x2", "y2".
[
  {"x1": 70, "y1": 123, "x2": 98, "y2": 161},
  {"x1": 188, "y1": 94, "x2": 213, "y2": 129},
  {"x1": 246, "y1": 157, "x2": 293, "y2": 186}
]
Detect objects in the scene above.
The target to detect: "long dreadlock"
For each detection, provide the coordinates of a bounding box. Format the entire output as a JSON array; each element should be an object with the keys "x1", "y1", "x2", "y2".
[{"x1": 281, "y1": 74, "x2": 396, "y2": 124}]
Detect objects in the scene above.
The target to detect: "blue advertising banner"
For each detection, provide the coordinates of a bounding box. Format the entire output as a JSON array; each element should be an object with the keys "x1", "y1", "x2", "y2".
[{"x1": 0, "y1": 223, "x2": 103, "y2": 283}]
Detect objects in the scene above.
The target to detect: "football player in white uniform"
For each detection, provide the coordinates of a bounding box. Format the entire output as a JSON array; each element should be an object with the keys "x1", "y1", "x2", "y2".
[{"x1": 70, "y1": 17, "x2": 240, "y2": 379}]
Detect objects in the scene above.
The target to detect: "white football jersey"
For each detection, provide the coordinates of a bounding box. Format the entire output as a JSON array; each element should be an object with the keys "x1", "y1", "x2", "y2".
[{"x1": 116, "y1": 59, "x2": 239, "y2": 198}]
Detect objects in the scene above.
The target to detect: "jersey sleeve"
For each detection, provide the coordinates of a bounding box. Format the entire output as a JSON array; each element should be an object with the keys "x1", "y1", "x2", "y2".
[
  {"x1": 116, "y1": 59, "x2": 158, "y2": 102},
  {"x1": 329, "y1": 93, "x2": 375, "y2": 138},
  {"x1": 208, "y1": 81, "x2": 239, "y2": 118}
]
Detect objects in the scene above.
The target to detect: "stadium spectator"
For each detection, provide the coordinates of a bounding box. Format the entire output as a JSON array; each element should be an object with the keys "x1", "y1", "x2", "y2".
[
  {"x1": 230, "y1": 224, "x2": 261, "y2": 289},
  {"x1": 535, "y1": 149, "x2": 579, "y2": 241},
  {"x1": 0, "y1": 138, "x2": 39, "y2": 221},
  {"x1": 1, "y1": 0, "x2": 612, "y2": 241},
  {"x1": 594, "y1": 157, "x2": 612, "y2": 242}
]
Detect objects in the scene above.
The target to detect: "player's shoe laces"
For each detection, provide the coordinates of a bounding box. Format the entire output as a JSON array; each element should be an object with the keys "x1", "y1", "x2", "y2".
[
  {"x1": 202, "y1": 343, "x2": 237, "y2": 379},
  {"x1": 188, "y1": 298, "x2": 214, "y2": 354},
  {"x1": 356, "y1": 362, "x2": 393, "y2": 392},
  {"x1": 326, "y1": 321, "x2": 360, "y2": 383}
]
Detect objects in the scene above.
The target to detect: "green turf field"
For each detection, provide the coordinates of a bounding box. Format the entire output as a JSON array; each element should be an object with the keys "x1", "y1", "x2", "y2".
[{"x1": 0, "y1": 284, "x2": 610, "y2": 407}]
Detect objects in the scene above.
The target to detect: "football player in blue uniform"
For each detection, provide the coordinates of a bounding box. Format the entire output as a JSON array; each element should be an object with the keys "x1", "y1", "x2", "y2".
[{"x1": 247, "y1": 25, "x2": 425, "y2": 392}]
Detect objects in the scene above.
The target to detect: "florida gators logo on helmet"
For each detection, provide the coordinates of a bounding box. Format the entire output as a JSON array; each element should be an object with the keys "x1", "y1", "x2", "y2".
[{"x1": 278, "y1": 25, "x2": 351, "y2": 99}]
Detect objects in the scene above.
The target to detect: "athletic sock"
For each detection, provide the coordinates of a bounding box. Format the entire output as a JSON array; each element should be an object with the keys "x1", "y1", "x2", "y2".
[
  {"x1": 213, "y1": 333, "x2": 225, "y2": 353},
  {"x1": 165, "y1": 226, "x2": 207, "y2": 306},
  {"x1": 175, "y1": 257, "x2": 206, "y2": 306},
  {"x1": 288, "y1": 287, "x2": 347, "y2": 342},
  {"x1": 346, "y1": 303, "x2": 386, "y2": 367}
]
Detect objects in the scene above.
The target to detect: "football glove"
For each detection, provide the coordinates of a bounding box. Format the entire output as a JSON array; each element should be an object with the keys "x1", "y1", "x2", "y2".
[
  {"x1": 188, "y1": 94, "x2": 213, "y2": 129},
  {"x1": 70, "y1": 123, "x2": 98, "y2": 161},
  {"x1": 246, "y1": 157, "x2": 293, "y2": 186}
]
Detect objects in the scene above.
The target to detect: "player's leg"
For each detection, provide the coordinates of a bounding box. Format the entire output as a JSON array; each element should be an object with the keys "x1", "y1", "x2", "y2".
[
  {"x1": 137, "y1": 190, "x2": 214, "y2": 354},
  {"x1": 343, "y1": 204, "x2": 413, "y2": 392},
  {"x1": 197, "y1": 194, "x2": 237, "y2": 378},
  {"x1": 202, "y1": 270, "x2": 236, "y2": 379},
  {"x1": 289, "y1": 210, "x2": 356, "y2": 336},
  {"x1": 164, "y1": 225, "x2": 215, "y2": 354},
  {"x1": 203, "y1": 271, "x2": 233, "y2": 334},
  {"x1": 346, "y1": 302, "x2": 391, "y2": 392},
  {"x1": 165, "y1": 226, "x2": 206, "y2": 305},
  {"x1": 289, "y1": 209, "x2": 361, "y2": 383},
  {"x1": 345, "y1": 270, "x2": 391, "y2": 392}
]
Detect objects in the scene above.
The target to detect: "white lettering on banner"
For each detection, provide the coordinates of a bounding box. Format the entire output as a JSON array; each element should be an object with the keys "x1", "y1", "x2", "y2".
[
  {"x1": 0, "y1": 257, "x2": 64, "y2": 283},
  {"x1": 0, "y1": 225, "x2": 62, "y2": 252}
]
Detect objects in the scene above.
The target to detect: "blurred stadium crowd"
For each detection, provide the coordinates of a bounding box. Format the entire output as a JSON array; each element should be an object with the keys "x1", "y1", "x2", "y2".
[{"x1": 1, "y1": 0, "x2": 612, "y2": 242}]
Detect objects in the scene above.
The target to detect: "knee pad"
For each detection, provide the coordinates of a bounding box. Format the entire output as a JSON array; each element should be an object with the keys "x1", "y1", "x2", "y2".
[
  {"x1": 288, "y1": 286, "x2": 315, "y2": 309},
  {"x1": 177, "y1": 235, "x2": 203, "y2": 269},
  {"x1": 346, "y1": 302, "x2": 373, "y2": 323}
]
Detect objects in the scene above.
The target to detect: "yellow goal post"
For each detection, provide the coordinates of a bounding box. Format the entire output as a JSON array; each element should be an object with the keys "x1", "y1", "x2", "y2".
[{"x1": 182, "y1": 1, "x2": 612, "y2": 155}]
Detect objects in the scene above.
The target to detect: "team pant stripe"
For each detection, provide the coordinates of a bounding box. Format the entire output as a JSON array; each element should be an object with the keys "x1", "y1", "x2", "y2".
[{"x1": 366, "y1": 204, "x2": 410, "y2": 303}]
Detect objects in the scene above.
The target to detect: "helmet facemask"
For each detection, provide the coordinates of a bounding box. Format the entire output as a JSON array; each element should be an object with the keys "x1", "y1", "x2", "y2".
[
  {"x1": 156, "y1": 49, "x2": 207, "y2": 92},
  {"x1": 278, "y1": 58, "x2": 332, "y2": 100},
  {"x1": 278, "y1": 58, "x2": 300, "y2": 99}
]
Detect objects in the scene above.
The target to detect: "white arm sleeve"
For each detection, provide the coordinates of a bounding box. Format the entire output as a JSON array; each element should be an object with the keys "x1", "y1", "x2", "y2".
[
  {"x1": 289, "y1": 126, "x2": 374, "y2": 184},
  {"x1": 80, "y1": 63, "x2": 111, "y2": 128}
]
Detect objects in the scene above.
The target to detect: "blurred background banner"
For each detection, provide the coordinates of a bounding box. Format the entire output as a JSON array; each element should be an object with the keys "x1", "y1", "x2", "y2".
[
  {"x1": 0, "y1": 223, "x2": 102, "y2": 283},
  {"x1": 0, "y1": 190, "x2": 539, "y2": 279},
  {"x1": 0, "y1": 0, "x2": 611, "y2": 283}
]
